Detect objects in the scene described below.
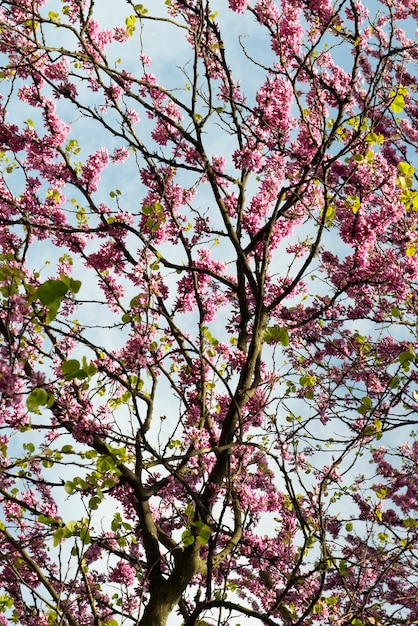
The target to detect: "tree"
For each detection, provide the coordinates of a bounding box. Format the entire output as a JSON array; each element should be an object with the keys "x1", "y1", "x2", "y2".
[{"x1": 0, "y1": 0, "x2": 417, "y2": 624}]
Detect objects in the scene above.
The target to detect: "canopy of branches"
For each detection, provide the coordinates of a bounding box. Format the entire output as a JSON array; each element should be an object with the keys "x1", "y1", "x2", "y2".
[{"x1": 0, "y1": 0, "x2": 417, "y2": 625}]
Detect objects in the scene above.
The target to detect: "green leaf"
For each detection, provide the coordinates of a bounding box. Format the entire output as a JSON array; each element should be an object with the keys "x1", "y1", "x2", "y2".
[
  {"x1": 134, "y1": 4, "x2": 148, "y2": 14},
  {"x1": 375, "y1": 487, "x2": 388, "y2": 499},
  {"x1": 361, "y1": 396, "x2": 372, "y2": 408},
  {"x1": 38, "y1": 514, "x2": 60, "y2": 526},
  {"x1": 141, "y1": 204, "x2": 154, "y2": 215},
  {"x1": 111, "y1": 513, "x2": 122, "y2": 532},
  {"x1": 46, "y1": 394, "x2": 55, "y2": 408},
  {"x1": 63, "y1": 520, "x2": 78, "y2": 536},
  {"x1": 48, "y1": 11, "x2": 60, "y2": 21},
  {"x1": 80, "y1": 527, "x2": 91, "y2": 544},
  {"x1": 88, "y1": 496, "x2": 102, "y2": 510},
  {"x1": 181, "y1": 529, "x2": 195, "y2": 546},
  {"x1": 26, "y1": 388, "x2": 50, "y2": 412},
  {"x1": 390, "y1": 94, "x2": 405, "y2": 113},
  {"x1": 398, "y1": 161, "x2": 415, "y2": 176},
  {"x1": 36, "y1": 279, "x2": 68, "y2": 305},
  {"x1": 347, "y1": 195, "x2": 361, "y2": 214},
  {"x1": 388, "y1": 376, "x2": 400, "y2": 389},
  {"x1": 86, "y1": 361, "x2": 98, "y2": 377},
  {"x1": 45, "y1": 302, "x2": 60, "y2": 322},
  {"x1": 96, "y1": 455, "x2": 117, "y2": 473},
  {"x1": 62, "y1": 359, "x2": 81, "y2": 377},
  {"x1": 125, "y1": 14, "x2": 137, "y2": 29},
  {"x1": 193, "y1": 521, "x2": 211, "y2": 545},
  {"x1": 64, "y1": 481, "x2": 75, "y2": 495},
  {"x1": 53, "y1": 527, "x2": 64, "y2": 546},
  {"x1": 60, "y1": 274, "x2": 81, "y2": 294},
  {"x1": 262, "y1": 325, "x2": 290, "y2": 346},
  {"x1": 61, "y1": 357, "x2": 96, "y2": 381},
  {"x1": 399, "y1": 350, "x2": 415, "y2": 365},
  {"x1": 365, "y1": 132, "x2": 384, "y2": 145},
  {"x1": 0, "y1": 593, "x2": 14, "y2": 611},
  {"x1": 324, "y1": 205, "x2": 335, "y2": 224},
  {"x1": 396, "y1": 175, "x2": 413, "y2": 189},
  {"x1": 403, "y1": 517, "x2": 418, "y2": 528},
  {"x1": 299, "y1": 374, "x2": 316, "y2": 387},
  {"x1": 45, "y1": 188, "x2": 60, "y2": 203}
]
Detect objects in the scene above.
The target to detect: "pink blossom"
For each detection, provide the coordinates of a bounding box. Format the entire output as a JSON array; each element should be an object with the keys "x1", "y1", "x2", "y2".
[
  {"x1": 212, "y1": 154, "x2": 226, "y2": 174},
  {"x1": 110, "y1": 561, "x2": 135, "y2": 587},
  {"x1": 228, "y1": 0, "x2": 248, "y2": 13},
  {"x1": 255, "y1": 0, "x2": 280, "y2": 24},
  {"x1": 111, "y1": 146, "x2": 129, "y2": 163},
  {"x1": 305, "y1": 0, "x2": 333, "y2": 22},
  {"x1": 125, "y1": 107, "x2": 140, "y2": 125},
  {"x1": 80, "y1": 148, "x2": 109, "y2": 192},
  {"x1": 232, "y1": 146, "x2": 264, "y2": 172},
  {"x1": 113, "y1": 26, "x2": 130, "y2": 42},
  {"x1": 140, "y1": 54, "x2": 152, "y2": 66}
]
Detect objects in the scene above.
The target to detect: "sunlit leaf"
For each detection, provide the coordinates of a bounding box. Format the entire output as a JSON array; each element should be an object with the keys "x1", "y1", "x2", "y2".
[
  {"x1": 263, "y1": 326, "x2": 290, "y2": 346},
  {"x1": 26, "y1": 388, "x2": 50, "y2": 412},
  {"x1": 36, "y1": 279, "x2": 68, "y2": 305}
]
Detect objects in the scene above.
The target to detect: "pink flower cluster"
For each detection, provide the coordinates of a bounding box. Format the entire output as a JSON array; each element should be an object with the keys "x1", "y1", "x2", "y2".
[{"x1": 228, "y1": 0, "x2": 248, "y2": 13}]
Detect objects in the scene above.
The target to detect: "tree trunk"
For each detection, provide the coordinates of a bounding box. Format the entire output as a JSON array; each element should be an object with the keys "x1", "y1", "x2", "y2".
[
  {"x1": 138, "y1": 590, "x2": 178, "y2": 626},
  {"x1": 138, "y1": 545, "x2": 202, "y2": 625}
]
